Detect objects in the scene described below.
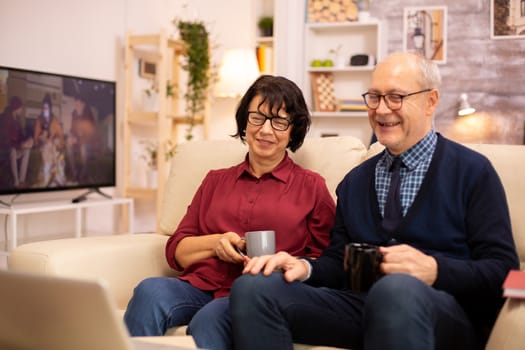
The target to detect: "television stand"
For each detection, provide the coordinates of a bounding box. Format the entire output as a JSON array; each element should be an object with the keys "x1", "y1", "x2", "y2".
[
  {"x1": 0, "y1": 199, "x2": 11, "y2": 208},
  {"x1": 0, "y1": 197, "x2": 134, "y2": 252},
  {"x1": 71, "y1": 187, "x2": 112, "y2": 203}
]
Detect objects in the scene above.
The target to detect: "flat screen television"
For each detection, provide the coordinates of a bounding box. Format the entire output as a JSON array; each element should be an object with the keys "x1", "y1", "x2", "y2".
[{"x1": 0, "y1": 65, "x2": 116, "y2": 196}]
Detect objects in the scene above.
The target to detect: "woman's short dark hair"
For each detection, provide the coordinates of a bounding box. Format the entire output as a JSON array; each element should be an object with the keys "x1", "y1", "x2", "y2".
[{"x1": 232, "y1": 75, "x2": 311, "y2": 152}]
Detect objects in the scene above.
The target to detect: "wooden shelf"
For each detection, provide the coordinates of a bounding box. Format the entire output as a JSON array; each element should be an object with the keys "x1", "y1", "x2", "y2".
[
  {"x1": 127, "y1": 112, "x2": 158, "y2": 124},
  {"x1": 123, "y1": 30, "x2": 209, "y2": 231},
  {"x1": 306, "y1": 20, "x2": 380, "y2": 31},
  {"x1": 256, "y1": 36, "x2": 274, "y2": 45},
  {"x1": 126, "y1": 112, "x2": 207, "y2": 125},
  {"x1": 306, "y1": 66, "x2": 375, "y2": 73},
  {"x1": 171, "y1": 116, "x2": 206, "y2": 125},
  {"x1": 124, "y1": 187, "x2": 156, "y2": 199}
]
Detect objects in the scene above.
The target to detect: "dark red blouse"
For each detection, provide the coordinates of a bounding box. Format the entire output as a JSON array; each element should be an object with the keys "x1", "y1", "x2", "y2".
[{"x1": 165, "y1": 153, "x2": 335, "y2": 297}]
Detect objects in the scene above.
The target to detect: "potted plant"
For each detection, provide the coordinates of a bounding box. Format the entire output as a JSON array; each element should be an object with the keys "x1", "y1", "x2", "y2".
[
  {"x1": 143, "y1": 80, "x2": 175, "y2": 112},
  {"x1": 258, "y1": 16, "x2": 274, "y2": 37},
  {"x1": 173, "y1": 18, "x2": 211, "y2": 141},
  {"x1": 145, "y1": 80, "x2": 175, "y2": 98},
  {"x1": 329, "y1": 44, "x2": 346, "y2": 68},
  {"x1": 140, "y1": 139, "x2": 176, "y2": 188}
]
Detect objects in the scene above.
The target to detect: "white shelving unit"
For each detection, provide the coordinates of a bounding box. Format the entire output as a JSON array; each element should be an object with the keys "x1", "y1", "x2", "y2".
[{"x1": 303, "y1": 19, "x2": 384, "y2": 143}]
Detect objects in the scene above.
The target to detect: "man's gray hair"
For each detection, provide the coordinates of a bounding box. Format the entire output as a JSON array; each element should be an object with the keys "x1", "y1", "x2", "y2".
[{"x1": 414, "y1": 53, "x2": 441, "y2": 89}]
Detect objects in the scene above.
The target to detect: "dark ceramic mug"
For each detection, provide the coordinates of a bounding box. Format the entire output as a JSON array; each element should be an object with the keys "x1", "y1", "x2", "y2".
[{"x1": 344, "y1": 243, "x2": 384, "y2": 293}]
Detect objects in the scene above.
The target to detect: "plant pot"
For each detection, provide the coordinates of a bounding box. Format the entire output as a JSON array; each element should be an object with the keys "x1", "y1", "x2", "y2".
[
  {"x1": 260, "y1": 27, "x2": 273, "y2": 37},
  {"x1": 143, "y1": 92, "x2": 158, "y2": 112},
  {"x1": 146, "y1": 169, "x2": 158, "y2": 188}
]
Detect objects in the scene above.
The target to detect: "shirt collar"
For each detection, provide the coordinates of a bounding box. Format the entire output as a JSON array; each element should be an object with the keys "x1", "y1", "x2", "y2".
[
  {"x1": 380, "y1": 129, "x2": 437, "y2": 171},
  {"x1": 237, "y1": 152, "x2": 293, "y2": 183}
]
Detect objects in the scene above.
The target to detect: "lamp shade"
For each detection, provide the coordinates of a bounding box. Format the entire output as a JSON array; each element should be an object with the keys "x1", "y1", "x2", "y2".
[
  {"x1": 458, "y1": 93, "x2": 476, "y2": 116},
  {"x1": 215, "y1": 48, "x2": 260, "y2": 98}
]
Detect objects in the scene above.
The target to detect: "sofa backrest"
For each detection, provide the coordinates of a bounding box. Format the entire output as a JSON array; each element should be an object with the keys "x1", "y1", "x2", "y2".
[
  {"x1": 463, "y1": 143, "x2": 525, "y2": 268},
  {"x1": 159, "y1": 136, "x2": 369, "y2": 235},
  {"x1": 159, "y1": 136, "x2": 524, "y2": 269}
]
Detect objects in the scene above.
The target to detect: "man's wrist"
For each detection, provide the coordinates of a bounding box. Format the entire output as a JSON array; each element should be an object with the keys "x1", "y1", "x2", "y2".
[{"x1": 298, "y1": 258, "x2": 312, "y2": 282}]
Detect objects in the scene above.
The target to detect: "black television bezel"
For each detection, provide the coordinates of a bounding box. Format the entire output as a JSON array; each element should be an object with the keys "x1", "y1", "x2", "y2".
[{"x1": 0, "y1": 65, "x2": 117, "y2": 196}]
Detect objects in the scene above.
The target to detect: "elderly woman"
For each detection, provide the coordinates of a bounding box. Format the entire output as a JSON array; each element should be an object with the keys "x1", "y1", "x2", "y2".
[{"x1": 124, "y1": 75, "x2": 335, "y2": 349}]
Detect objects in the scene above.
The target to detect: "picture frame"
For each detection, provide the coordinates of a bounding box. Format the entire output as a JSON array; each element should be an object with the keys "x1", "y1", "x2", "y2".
[
  {"x1": 491, "y1": 0, "x2": 525, "y2": 39},
  {"x1": 310, "y1": 72, "x2": 336, "y2": 112},
  {"x1": 403, "y1": 6, "x2": 447, "y2": 64},
  {"x1": 138, "y1": 59, "x2": 156, "y2": 79}
]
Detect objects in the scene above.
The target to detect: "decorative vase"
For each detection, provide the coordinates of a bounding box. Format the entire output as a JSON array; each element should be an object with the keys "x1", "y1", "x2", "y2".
[{"x1": 336, "y1": 54, "x2": 346, "y2": 68}]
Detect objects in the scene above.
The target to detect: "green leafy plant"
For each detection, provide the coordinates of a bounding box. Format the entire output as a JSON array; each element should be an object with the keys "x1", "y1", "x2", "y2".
[
  {"x1": 257, "y1": 16, "x2": 274, "y2": 37},
  {"x1": 140, "y1": 139, "x2": 176, "y2": 169},
  {"x1": 145, "y1": 80, "x2": 175, "y2": 98},
  {"x1": 173, "y1": 18, "x2": 211, "y2": 141}
]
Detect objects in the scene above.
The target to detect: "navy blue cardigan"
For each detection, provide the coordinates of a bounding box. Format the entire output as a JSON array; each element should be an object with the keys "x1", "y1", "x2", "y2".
[{"x1": 308, "y1": 134, "x2": 519, "y2": 329}]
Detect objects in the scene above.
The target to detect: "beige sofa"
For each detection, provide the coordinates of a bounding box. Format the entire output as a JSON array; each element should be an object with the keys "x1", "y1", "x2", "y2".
[{"x1": 8, "y1": 136, "x2": 525, "y2": 350}]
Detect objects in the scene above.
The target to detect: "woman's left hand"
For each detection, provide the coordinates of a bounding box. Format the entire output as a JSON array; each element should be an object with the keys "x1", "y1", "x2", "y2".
[{"x1": 215, "y1": 232, "x2": 246, "y2": 264}]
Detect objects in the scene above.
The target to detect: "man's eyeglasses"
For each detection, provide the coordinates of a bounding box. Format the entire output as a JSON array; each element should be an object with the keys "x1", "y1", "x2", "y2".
[
  {"x1": 247, "y1": 111, "x2": 292, "y2": 131},
  {"x1": 361, "y1": 89, "x2": 432, "y2": 111}
]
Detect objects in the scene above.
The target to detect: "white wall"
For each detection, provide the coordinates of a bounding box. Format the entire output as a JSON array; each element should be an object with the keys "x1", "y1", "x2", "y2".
[{"x1": 0, "y1": 0, "x2": 256, "y2": 238}]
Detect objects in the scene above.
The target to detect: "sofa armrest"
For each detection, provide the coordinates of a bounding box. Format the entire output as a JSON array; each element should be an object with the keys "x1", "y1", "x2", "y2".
[
  {"x1": 486, "y1": 298, "x2": 525, "y2": 350},
  {"x1": 8, "y1": 233, "x2": 176, "y2": 309}
]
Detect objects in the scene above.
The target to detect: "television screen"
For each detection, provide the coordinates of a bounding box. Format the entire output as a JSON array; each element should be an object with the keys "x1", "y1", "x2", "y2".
[{"x1": 0, "y1": 66, "x2": 116, "y2": 195}]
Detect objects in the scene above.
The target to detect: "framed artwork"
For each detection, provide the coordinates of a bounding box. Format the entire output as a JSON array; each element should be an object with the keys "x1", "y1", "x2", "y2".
[
  {"x1": 310, "y1": 72, "x2": 336, "y2": 112},
  {"x1": 491, "y1": 0, "x2": 525, "y2": 39},
  {"x1": 138, "y1": 59, "x2": 156, "y2": 79},
  {"x1": 403, "y1": 6, "x2": 447, "y2": 64}
]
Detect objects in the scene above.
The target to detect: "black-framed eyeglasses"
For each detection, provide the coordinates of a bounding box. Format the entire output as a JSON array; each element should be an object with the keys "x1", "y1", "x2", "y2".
[
  {"x1": 247, "y1": 111, "x2": 292, "y2": 131},
  {"x1": 361, "y1": 89, "x2": 432, "y2": 111}
]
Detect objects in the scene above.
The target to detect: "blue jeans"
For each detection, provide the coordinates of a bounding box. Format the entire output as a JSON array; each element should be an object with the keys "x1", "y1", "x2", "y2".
[
  {"x1": 124, "y1": 277, "x2": 213, "y2": 336},
  {"x1": 188, "y1": 297, "x2": 233, "y2": 350},
  {"x1": 230, "y1": 272, "x2": 480, "y2": 350}
]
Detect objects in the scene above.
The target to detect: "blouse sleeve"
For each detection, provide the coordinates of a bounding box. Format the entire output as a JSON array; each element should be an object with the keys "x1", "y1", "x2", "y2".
[{"x1": 303, "y1": 175, "x2": 335, "y2": 257}]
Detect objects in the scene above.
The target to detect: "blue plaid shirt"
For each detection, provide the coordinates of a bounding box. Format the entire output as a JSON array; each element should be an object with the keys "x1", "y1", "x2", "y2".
[{"x1": 376, "y1": 130, "x2": 437, "y2": 217}]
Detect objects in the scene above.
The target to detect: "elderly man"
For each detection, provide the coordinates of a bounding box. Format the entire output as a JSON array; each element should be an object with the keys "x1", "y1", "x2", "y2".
[{"x1": 229, "y1": 52, "x2": 519, "y2": 350}]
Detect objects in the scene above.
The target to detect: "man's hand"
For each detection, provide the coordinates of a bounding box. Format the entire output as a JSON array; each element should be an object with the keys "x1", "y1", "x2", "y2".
[
  {"x1": 215, "y1": 232, "x2": 246, "y2": 264},
  {"x1": 379, "y1": 244, "x2": 437, "y2": 285},
  {"x1": 243, "y1": 252, "x2": 309, "y2": 283}
]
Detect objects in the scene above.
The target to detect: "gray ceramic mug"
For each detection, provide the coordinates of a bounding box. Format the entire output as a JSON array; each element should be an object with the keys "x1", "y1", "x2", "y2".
[{"x1": 245, "y1": 230, "x2": 276, "y2": 257}]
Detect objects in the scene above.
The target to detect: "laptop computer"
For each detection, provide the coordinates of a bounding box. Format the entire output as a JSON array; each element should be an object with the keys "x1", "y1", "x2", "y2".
[{"x1": 0, "y1": 270, "x2": 196, "y2": 350}]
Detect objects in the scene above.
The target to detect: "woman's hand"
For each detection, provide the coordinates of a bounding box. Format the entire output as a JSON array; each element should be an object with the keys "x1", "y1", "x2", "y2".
[
  {"x1": 175, "y1": 231, "x2": 246, "y2": 268},
  {"x1": 215, "y1": 232, "x2": 247, "y2": 264},
  {"x1": 243, "y1": 251, "x2": 310, "y2": 283}
]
